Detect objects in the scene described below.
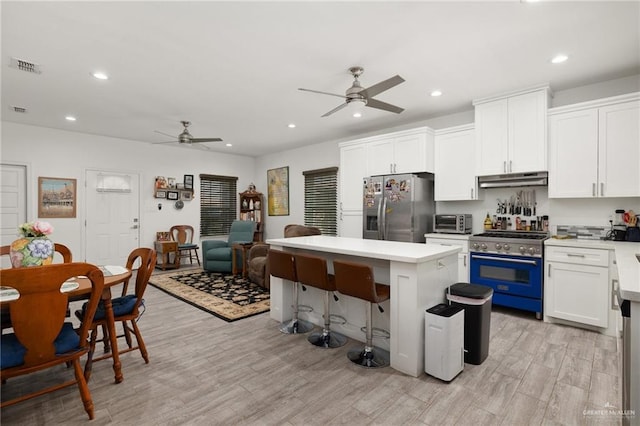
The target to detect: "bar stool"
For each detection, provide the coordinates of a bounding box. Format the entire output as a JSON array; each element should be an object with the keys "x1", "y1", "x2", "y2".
[
  {"x1": 269, "y1": 249, "x2": 313, "y2": 334},
  {"x1": 333, "y1": 259, "x2": 391, "y2": 368},
  {"x1": 294, "y1": 253, "x2": 347, "y2": 349}
]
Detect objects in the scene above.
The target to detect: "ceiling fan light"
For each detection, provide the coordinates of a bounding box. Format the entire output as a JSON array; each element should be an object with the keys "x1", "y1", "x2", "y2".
[{"x1": 353, "y1": 112, "x2": 362, "y2": 118}]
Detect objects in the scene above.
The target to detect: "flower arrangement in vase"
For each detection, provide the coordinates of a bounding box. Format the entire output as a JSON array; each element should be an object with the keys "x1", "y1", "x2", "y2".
[{"x1": 10, "y1": 221, "x2": 55, "y2": 268}]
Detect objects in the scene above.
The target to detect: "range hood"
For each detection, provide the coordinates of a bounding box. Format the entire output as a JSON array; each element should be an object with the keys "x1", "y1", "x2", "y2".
[{"x1": 478, "y1": 171, "x2": 548, "y2": 188}]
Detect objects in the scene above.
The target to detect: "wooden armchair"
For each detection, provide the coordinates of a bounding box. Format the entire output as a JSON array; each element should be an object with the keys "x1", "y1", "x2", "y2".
[
  {"x1": 0, "y1": 263, "x2": 105, "y2": 419},
  {"x1": 170, "y1": 225, "x2": 200, "y2": 266}
]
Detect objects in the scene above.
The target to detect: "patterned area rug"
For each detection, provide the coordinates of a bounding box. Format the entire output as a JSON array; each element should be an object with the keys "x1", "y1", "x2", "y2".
[{"x1": 148, "y1": 269, "x2": 270, "y2": 322}]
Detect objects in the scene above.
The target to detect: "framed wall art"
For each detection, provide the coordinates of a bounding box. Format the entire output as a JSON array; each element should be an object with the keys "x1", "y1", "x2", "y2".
[
  {"x1": 167, "y1": 191, "x2": 179, "y2": 200},
  {"x1": 38, "y1": 177, "x2": 77, "y2": 218},
  {"x1": 181, "y1": 191, "x2": 192, "y2": 201},
  {"x1": 155, "y1": 190, "x2": 167, "y2": 199},
  {"x1": 267, "y1": 166, "x2": 289, "y2": 216},
  {"x1": 184, "y1": 174, "x2": 194, "y2": 190}
]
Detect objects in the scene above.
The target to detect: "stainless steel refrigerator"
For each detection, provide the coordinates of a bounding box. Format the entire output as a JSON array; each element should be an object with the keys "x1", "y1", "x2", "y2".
[{"x1": 362, "y1": 173, "x2": 435, "y2": 243}]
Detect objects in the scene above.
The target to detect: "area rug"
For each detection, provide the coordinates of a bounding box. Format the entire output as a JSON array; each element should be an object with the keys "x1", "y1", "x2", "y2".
[{"x1": 148, "y1": 269, "x2": 270, "y2": 322}]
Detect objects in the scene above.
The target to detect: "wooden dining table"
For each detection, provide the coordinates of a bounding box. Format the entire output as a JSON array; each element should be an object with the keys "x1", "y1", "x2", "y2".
[{"x1": 1, "y1": 265, "x2": 131, "y2": 384}]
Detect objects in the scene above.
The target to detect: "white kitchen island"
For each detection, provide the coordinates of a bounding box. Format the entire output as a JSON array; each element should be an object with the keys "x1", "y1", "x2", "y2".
[{"x1": 266, "y1": 235, "x2": 460, "y2": 377}]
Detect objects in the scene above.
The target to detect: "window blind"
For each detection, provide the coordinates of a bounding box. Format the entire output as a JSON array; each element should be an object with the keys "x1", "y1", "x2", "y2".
[
  {"x1": 199, "y1": 174, "x2": 238, "y2": 237},
  {"x1": 303, "y1": 167, "x2": 338, "y2": 236}
]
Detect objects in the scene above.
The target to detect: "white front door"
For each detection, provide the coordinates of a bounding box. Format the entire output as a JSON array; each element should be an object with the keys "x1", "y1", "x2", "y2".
[
  {"x1": 0, "y1": 164, "x2": 27, "y2": 268},
  {"x1": 85, "y1": 170, "x2": 140, "y2": 266}
]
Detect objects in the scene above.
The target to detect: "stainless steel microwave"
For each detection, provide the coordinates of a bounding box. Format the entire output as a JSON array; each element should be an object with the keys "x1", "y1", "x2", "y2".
[{"x1": 433, "y1": 214, "x2": 472, "y2": 234}]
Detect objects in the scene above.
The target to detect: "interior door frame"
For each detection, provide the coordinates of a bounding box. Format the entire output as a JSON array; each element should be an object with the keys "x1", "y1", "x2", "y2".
[
  {"x1": 82, "y1": 167, "x2": 141, "y2": 263},
  {"x1": 0, "y1": 162, "x2": 32, "y2": 248}
]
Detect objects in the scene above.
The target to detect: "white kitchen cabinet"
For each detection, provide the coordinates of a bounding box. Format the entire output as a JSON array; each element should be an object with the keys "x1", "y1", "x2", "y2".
[
  {"x1": 338, "y1": 142, "x2": 366, "y2": 237},
  {"x1": 425, "y1": 235, "x2": 469, "y2": 282},
  {"x1": 366, "y1": 127, "x2": 434, "y2": 175},
  {"x1": 434, "y1": 124, "x2": 480, "y2": 201},
  {"x1": 339, "y1": 142, "x2": 367, "y2": 212},
  {"x1": 474, "y1": 86, "x2": 549, "y2": 176},
  {"x1": 549, "y1": 94, "x2": 640, "y2": 198},
  {"x1": 545, "y1": 246, "x2": 609, "y2": 328}
]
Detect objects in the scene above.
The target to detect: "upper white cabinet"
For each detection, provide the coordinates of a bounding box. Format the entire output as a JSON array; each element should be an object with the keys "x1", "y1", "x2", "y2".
[
  {"x1": 339, "y1": 142, "x2": 367, "y2": 212},
  {"x1": 366, "y1": 127, "x2": 434, "y2": 176},
  {"x1": 474, "y1": 86, "x2": 549, "y2": 175},
  {"x1": 434, "y1": 124, "x2": 481, "y2": 201},
  {"x1": 549, "y1": 93, "x2": 640, "y2": 198}
]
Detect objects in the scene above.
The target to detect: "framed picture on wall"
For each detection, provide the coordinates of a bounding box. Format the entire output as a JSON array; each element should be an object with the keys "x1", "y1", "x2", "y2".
[
  {"x1": 181, "y1": 191, "x2": 192, "y2": 201},
  {"x1": 167, "y1": 191, "x2": 179, "y2": 200},
  {"x1": 155, "y1": 190, "x2": 167, "y2": 199},
  {"x1": 267, "y1": 166, "x2": 289, "y2": 216},
  {"x1": 184, "y1": 174, "x2": 194, "y2": 190},
  {"x1": 38, "y1": 177, "x2": 77, "y2": 218}
]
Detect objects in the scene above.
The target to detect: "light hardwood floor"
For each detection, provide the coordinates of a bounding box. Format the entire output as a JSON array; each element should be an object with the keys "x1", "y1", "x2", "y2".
[{"x1": 1, "y1": 275, "x2": 623, "y2": 425}]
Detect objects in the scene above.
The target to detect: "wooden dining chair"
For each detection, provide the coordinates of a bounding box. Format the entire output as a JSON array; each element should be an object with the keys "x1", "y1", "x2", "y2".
[
  {"x1": 79, "y1": 247, "x2": 157, "y2": 377},
  {"x1": 170, "y1": 225, "x2": 200, "y2": 266},
  {"x1": 54, "y1": 243, "x2": 73, "y2": 263},
  {"x1": 0, "y1": 263, "x2": 105, "y2": 420}
]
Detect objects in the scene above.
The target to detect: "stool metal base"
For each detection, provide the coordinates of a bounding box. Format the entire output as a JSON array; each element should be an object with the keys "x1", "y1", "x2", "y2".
[
  {"x1": 308, "y1": 330, "x2": 347, "y2": 349},
  {"x1": 279, "y1": 318, "x2": 314, "y2": 334},
  {"x1": 347, "y1": 346, "x2": 390, "y2": 368}
]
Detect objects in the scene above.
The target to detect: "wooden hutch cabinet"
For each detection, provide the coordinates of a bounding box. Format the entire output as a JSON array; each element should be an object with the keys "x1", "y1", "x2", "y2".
[{"x1": 239, "y1": 189, "x2": 264, "y2": 242}]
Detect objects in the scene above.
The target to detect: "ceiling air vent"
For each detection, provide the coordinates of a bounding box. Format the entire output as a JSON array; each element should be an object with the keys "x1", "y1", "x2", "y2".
[
  {"x1": 10, "y1": 105, "x2": 28, "y2": 113},
  {"x1": 9, "y1": 57, "x2": 42, "y2": 74}
]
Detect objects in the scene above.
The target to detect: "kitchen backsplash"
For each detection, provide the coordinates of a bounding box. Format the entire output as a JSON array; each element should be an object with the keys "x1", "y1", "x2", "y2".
[
  {"x1": 436, "y1": 186, "x2": 640, "y2": 235},
  {"x1": 555, "y1": 225, "x2": 608, "y2": 240}
]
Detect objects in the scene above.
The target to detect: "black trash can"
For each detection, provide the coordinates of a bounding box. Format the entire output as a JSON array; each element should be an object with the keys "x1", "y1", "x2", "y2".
[{"x1": 446, "y1": 282, "x2": 493, "y2": 365}]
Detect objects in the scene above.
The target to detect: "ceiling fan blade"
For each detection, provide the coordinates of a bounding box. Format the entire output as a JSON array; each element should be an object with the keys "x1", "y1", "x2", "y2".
[
  {"x1": 154, "y1": 130, "x2": 178, "y2": 138},
  {"x1": 360, "y1": 75, "x2": 405, "y2": 99},
  {"x1": 191, "y1": 138, "x2": 223, "y2": 143},
  {"x1": 365, "y1": 98, "x2": 404, "y2": 114},
  {"x1": 321, "y1": 102, "x2": 349, "y2": 117},
  {"x1": 151, "y1": 140, "x2": 178, "y2": 145},
  {"x1": 299, "y1": 88, "x2": 347, "y2": 99}
]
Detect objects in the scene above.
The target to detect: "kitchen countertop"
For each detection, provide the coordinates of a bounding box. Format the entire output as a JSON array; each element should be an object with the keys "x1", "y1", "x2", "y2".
[
  {"x1": 424, "y1": 233, "x2": 471, "y2": 240},
  {"x1": 545, "y1": 238, "x2": 640, "y2": 301},
  {"x1": 266, "y1": 235, "x2": 461, "y2": 263}
]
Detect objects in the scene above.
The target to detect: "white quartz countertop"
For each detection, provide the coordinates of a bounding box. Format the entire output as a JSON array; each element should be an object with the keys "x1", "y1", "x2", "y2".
[
  {"x1": 545, "y1": 238, "x2": 640, "y2": 301},
  {"x1": 424, "y1": 233, "x2": 471, "y2": 241},
  {"x1": 266, "y1": 235, "x2": 461, "y2": 263}
]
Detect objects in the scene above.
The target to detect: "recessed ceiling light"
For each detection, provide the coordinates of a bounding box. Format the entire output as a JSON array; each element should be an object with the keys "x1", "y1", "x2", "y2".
[
  {"x1": 92, "y1": 71, "x2": 109, "y2": 80},
  {"x1": 225, "y1": 143, "x2": 232, "y2": 147},
  {"x1": 287, "y1": 123, "x2": 296, "y2": 128},
  {"x1": 430, "y1": 90, "x2": 443, "y2": 97},
  {"x1": 551, "y1": 54, "x2": 568, "y2": 64},
  {"x1": 65, "y1": 116, "x2": 76, "y2": 121}
]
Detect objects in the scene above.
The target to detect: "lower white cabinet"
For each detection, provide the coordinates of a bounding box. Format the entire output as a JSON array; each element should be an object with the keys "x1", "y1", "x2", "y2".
[
  {"x1": 545, "y1": 246, "x2": 609, "y2": 328},
  {"x1": 425, "y1": 235, "x2": 469, "y2": 282},
  {"x1": 339, "y1": 211, "x2": 362, "y2": 238}
]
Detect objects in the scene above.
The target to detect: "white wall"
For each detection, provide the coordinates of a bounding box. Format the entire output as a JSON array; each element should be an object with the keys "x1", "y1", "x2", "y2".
[
  {"x1": 254, "y1": 139, "x2": 339, "y2": 240},
  {"x1": 0, "y1": 122, "x2": 256, "y2": 258}
]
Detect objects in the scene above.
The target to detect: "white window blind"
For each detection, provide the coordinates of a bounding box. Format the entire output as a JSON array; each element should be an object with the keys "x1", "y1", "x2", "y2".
[
  {"x1": 200, "y1": 174, "x2": 237, "y2": 237},
  {"x1": 303, "y1": 167, "x2": 338, "y2": 236}
]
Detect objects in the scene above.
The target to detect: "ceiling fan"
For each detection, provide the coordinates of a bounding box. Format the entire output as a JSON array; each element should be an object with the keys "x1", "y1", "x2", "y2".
[
  {"x1": 299, "y1": 66, "x2": 405, "y2": 117},
  {"x1": 153, "y1": 121, "x2": 223, "y2": 148}
]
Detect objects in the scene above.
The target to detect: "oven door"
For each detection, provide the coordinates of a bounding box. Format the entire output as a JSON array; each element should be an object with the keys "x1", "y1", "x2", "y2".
[{"x1": 470, "y1": 252, "x2": 543, "y2": 298}]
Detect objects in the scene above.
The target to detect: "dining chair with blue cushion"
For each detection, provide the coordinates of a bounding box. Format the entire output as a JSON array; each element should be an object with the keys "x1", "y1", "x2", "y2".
[
  {"x1": 76, "y1": 247, "x2": 156, "y2": 380},
  {"x1": 0, "y1": 262, "x2": 105, "y2": 420},
  {"x1": 170, "y1": 225, "x2": 200, "y2": 266},
  {"x1": 202, "y1": 220, "x2": 257, "y2": 273}
]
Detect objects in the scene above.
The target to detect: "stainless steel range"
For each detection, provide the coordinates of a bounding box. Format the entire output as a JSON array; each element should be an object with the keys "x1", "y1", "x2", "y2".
[{"x1": 469, "y1": 231, "x2": 549, "y2": 319}]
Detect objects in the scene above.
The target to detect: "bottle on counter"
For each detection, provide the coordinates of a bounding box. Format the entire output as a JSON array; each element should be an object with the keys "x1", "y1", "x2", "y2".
[{"x1": 484, "y1": 213, "x2": 492, "y2": 230}]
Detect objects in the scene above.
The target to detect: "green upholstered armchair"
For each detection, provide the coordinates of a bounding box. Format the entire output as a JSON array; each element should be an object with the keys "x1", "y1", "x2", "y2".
[{"x1": 202, "y1": 220, "x2": 257, "y2": 273}]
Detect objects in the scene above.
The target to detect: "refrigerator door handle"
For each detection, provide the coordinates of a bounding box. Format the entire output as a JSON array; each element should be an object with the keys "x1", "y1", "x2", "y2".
[
  {"x1": 376, "y1": 195, "x2": 384, "y2": 240},
  {"x1": 381, "y1": 196, "x2": 388, "y2": 240}
]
